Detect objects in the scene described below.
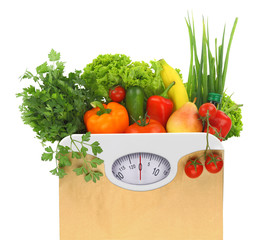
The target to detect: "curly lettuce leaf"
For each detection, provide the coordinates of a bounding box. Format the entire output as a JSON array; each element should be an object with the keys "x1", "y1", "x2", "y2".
[
  {"x1": 81, "y1": 54, "x2": 165, "y2": 101},
  {"x1": 82, "y1": 54, "x2": 130, "y2": 100},
  {"x1": 220, "y1": 93, "x2": 243, "y2": 140}
]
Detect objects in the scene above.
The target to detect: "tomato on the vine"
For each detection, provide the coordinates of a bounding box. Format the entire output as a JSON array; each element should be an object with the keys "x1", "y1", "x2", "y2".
[
  {"x1": 109, "y1": 86, "x2": 126, "y2": 102},
  {"x1": 199, "y1": 103, "x2": 217, "y2": 119},
  {"x1": 185, "y1": 159, "x2": 203, "y2": 178},
  {"x1": 205, "y1": 154, "x2": 223, "y2": 173}
]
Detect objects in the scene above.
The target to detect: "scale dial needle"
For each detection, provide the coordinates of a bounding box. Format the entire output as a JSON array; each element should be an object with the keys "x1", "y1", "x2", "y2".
[{"x1": 139, "y1": 154, "x2": 142, "y2": 180}]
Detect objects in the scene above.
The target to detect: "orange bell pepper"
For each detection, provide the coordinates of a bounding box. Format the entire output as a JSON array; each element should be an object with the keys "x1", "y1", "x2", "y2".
[{"x1": 84, "y1": 101, "x2": 129, "y2": 134}]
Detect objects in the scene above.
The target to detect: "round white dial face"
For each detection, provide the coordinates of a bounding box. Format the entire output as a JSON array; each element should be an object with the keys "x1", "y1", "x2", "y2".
[{"x1": 112, "y1": 152, "x2": 171, "y2": 185}]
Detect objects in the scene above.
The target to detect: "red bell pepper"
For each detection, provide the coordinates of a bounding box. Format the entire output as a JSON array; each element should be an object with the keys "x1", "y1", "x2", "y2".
[
  {"x1": 146, "y1": 82, "x2": 175, "y2": 127},
  {"x1": 209, "y1": 110, "x2": 232, "y2": 139}
]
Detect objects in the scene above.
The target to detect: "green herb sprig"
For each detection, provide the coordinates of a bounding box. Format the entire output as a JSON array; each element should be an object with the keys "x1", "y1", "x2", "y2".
[
  {"x1": 41, "y1": 132, "x2": 104, "y2": 182},
  {"x1": 17, "y1": 50, "x2": 104, "y2": 182}
]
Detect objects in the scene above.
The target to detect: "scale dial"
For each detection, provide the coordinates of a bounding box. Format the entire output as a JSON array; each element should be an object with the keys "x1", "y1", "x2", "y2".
[{"x1": 112, "y1": 152, "x2": 171, "y2": 185}]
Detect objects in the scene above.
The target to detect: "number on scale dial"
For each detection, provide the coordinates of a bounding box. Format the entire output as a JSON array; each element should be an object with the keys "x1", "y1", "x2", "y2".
[{"x1": 112, "y1": 152, "x2": 171, "y2": 185}]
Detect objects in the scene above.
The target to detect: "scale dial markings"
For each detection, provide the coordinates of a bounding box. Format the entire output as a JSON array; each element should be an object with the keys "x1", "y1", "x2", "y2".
[{"x1": 112, "y1": 152, "x2": 171, "y2": 185}]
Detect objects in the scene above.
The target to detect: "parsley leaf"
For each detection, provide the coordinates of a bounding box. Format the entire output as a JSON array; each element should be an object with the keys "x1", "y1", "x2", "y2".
[
  {"x1": 73, "y1": 167, "x2": 84, "y2": 176},
  {"x1": 90, "y1": 141, "x2": 103, "y2": 156},
  {"x1": 50, "y1": 168, "x2": 67, "y2": 178},
  {"x1": 82, "y1": 132, "x2": 91, "y2": 142},
  {"x1": 84, "y1": 173, "x2": 92, "y2": 182},
  {"x1": 72, "y1": 151, "x2": 81, "y2": 159},
  {"x1": 48, "y1": 49, "x2": 61, "y2": 61},
  {"x1": 91, "y1": 158, "x2": 104, "y2": 165},
  {"x1": 41, "y1": 152, "x2": 53, "y2": 161}
]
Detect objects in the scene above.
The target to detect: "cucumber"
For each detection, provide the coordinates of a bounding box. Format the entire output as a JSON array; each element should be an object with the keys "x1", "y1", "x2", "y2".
[{"x1": 125, "y1": 86, "x2": 145, "y2": 124}]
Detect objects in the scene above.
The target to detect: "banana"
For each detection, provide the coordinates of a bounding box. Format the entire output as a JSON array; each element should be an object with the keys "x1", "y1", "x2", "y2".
[{"x1": 159, "y1": 59, "x2": 189, "y2": 111}]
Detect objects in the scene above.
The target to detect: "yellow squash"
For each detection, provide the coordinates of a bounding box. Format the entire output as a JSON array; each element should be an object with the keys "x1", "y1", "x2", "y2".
[{"x1": 159, "y1": 59, "x2": 189, "y2": 111}]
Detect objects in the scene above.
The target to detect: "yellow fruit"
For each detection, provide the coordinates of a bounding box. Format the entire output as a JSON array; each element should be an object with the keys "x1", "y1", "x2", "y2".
[
  {"x1": 159, "y1": 59, "x2": 189, "y2": 111},
  {"x1": 166, "y1": 101, "x2": 203, "y2": 133}
]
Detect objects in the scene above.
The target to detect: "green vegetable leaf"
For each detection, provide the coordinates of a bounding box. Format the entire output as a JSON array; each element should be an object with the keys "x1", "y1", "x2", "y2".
[
  {"x1": 92, "y1": 176, "x2": 97, "y2": 183},
  {"x1": 50, "y1": 168, "x2": 67, "y2": 178},
  {"x1": 81, "y1": 146, "x2": 89, "y2": 157},
  {"x1": 73, "y1": 167, "x2": 84, "y2": 176},
  {"x1": 48, "y1": 49, "x2": 60, "y2": 61},
  {"x1": 221, "y1": 93, "x2": 243, "y2": 140},
  {"x1": 93, "y1": 171, "x2": 103, "y2": 181},
  {"x1": 90, "y1": 162, "x2": 97, "y2": 168},
  {"x1": 50, "y1": 168, "x2": 57, "y2": 175},
  {"x1": 36, "y1": 62, "x2": 49, "y2": 74},
  {"x1": 175, "y1": 68, "x2": 183, "y2": 80},
  {"x1": 91, "y1": 158, "x2": 104, "y2": 165},
  {"x1": 57, "y1": 154, "x2": 71, "y2": 167},
  {"x1": 72, "y1": 151, "x2": 81, "y2": 159},
  {"x1": 82, "y1": 132, "x2": 91, "y2": 142},
  {"x1": 81, "y1": 54, "x2": 164, "y2": 101},
  {"x1": 41, "y1": 152, "x2": 53, "y2": 161},
  {"x1": 45, "y1": 146, "x2": 53, "y2": 153},
  {"x1": 90, "y1": 141, "x2": 103, "y2": 155},
  {"x1": 57, "y1": 145, "x2": 70, "y2": 154},
  {"x1": 57, "y1": 168, "x2": 67, "y2": 178},
  {"x1": 84, "y1": 173, "x2": 92, "y2": 182}
]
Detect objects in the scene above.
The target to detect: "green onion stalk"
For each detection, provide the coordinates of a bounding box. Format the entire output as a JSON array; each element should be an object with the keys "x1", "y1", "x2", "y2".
[{"x1": 185, "y1": 14, "x2": 238, "y2": 109}]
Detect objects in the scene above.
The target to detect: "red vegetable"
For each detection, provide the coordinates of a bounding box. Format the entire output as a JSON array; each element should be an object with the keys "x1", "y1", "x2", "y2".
[
  {"x1": 199, "y1": 102, "x2": 232, "y2": 140},
  {"x1": 204, "y1": 126, "x2": 223, "y2": 141},
  {"x1": 199, "y1": 103, "x2": 217, "y2": 119},
  {"x1": 209, "y1": 110, "x2": 232, "y2": 139},
  {"x1": 109, "y1": 86, "x2": 126, "y2": 102},
  {"x1": 146, "y1": 82, "x2": 175, "y2": 127},
  {"x1": 205, "y1": 154, "x2": 223, "y2": 173},
  {"x1": 125, "y1": 119, "x2": 166, "y2": 133},
  {"x1": 185, "y1": 159, "x2": 203, "y2": 178}
]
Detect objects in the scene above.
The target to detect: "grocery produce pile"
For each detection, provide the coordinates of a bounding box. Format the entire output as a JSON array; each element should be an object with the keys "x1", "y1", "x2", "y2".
[{"x1": 17, "y1": 16, "x2": 243, "y2": 182}]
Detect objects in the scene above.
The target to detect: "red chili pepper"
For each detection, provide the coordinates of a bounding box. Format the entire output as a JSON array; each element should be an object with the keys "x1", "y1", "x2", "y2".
[
  {"x1": 146, "y1": 82, "x2": 175, "y2": 127},
  {"x1": 209, "y1": 110, "x2": 232, "y2": 139}
]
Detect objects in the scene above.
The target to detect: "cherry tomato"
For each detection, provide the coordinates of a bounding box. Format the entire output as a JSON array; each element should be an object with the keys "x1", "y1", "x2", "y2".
[
  {"x1": 199, "y1": 103, "x2": 217, "y2": 119},
  {"x1": 185, "y1": 159, "x2": 203, "y2": 178},
  {"x1": 205, "y1": 154, "x2": 223, "y2": 173},
  {"x1": 125, "y1": 119, "x2": 166, "y2": 133},
  {"x1": 109, "y1": 86, "x2": 126, "y2": 102},
  {"x1": 204, "y1": 126, "x2": 223, "y2": 141}
]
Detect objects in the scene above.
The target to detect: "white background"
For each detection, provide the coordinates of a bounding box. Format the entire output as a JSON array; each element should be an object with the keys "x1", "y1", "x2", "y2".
[{"x1": 1, "y1": 0, "x2": 261, "y2": 239}]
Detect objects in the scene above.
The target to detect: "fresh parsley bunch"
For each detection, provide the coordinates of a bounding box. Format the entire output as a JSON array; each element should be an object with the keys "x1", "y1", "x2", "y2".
[{"x1": 17, "y1": 50, "x2": 104, "y2": 182}]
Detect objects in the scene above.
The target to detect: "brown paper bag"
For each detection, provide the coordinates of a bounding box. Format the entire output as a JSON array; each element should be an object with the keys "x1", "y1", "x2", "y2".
[{"x1": 60, "y1": 149, "x2": 223, "y2": 240}]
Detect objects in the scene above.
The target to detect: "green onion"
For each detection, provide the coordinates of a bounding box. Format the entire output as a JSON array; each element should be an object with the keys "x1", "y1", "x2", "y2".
[
  {"x1": 185, "y1": 17, "x2": 194, "y2": 98},
  {"x1": 217, "y1": 26, "x2": 225, "y2": 94},
  {"x1": 222, "y1": 18, "x2": 238, "y2": 92},
  {"x1": 185, "y1": 15, "x2": 238, "y2": 108},
  {"x1": 202, "y1": 18, "x2": 208, "y2": 104}
]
